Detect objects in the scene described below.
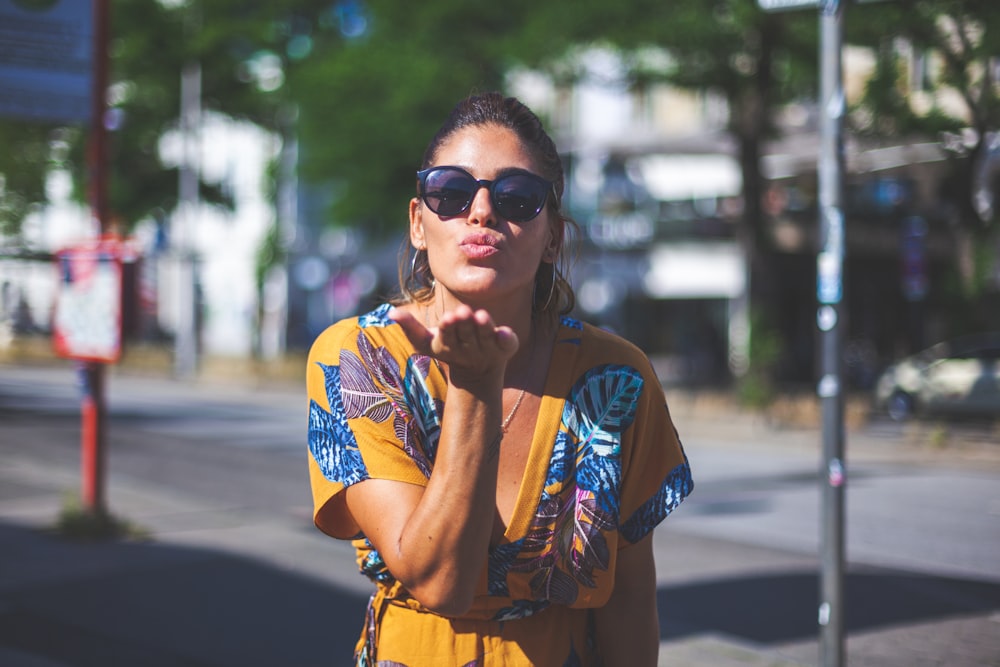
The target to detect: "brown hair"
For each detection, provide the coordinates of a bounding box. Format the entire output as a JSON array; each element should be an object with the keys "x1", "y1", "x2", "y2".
[{"x1": 396, "y1": 91, "x2": 576, "y2": 319}]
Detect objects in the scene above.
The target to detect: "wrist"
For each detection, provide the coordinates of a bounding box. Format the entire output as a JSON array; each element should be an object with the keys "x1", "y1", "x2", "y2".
[{"x1": 446, "y1": 365, "x2": 505, "y2": 392}]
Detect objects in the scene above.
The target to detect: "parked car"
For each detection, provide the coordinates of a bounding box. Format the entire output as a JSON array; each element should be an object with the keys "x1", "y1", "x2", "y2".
[{"x1": 874, "y1": 333, "x2": 1000, "y2": 421}]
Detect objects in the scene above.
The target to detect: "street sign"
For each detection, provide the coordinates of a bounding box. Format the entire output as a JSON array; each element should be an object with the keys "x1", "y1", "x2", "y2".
[
  {"x1": 0, "y1": 0, "x2": 93, "y2": 122},
  {"x1": 759, "y1": 0, "x2": 888, "y2": 9},
  {"x1": 52, "y1": 238, "x2": 124, "y2": 364},
  {"x1": 758, "y1": 0, "x2": 820, "y2": 11}
]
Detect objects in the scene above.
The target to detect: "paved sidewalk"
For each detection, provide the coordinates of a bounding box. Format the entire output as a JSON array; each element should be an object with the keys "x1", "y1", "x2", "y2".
[
  {"x1": 1, "y1": 363, "x2": 998, "y2": 666},
  {"x1": 0, "y1": 449, "x2": 822, "y2": 667}
]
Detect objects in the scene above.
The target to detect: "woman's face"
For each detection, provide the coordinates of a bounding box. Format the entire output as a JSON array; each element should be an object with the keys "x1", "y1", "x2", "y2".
[{"x1": 410, "y1": 123, "x2": 559, "y2": 311}]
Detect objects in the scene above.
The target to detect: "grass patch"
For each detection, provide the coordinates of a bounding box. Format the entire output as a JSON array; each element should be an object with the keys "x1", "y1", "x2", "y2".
[{"x1": 52, "y1": 498, "x2": 151, "y2": 542}]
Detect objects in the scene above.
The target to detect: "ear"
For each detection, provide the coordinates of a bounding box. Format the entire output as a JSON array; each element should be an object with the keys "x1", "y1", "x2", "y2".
[
  {"x1": 543, "y1": 217, "x2": 564, "y2": 263},
  {"x1": 409, "y1": 198, "x2": 426, "y2": 250}
]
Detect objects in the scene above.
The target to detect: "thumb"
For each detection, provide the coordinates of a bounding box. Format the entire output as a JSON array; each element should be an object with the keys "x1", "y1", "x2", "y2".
[
  {"x1": 388, "y1": 307, "x2": 433, "y2": 355},
  {"x1": 494, "y1": 326, "x2": 520, "y2": 360}
]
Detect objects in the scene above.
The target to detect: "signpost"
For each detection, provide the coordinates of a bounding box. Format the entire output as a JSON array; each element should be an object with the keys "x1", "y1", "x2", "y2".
[
  {"x1": 80, "y1": 0, "x2": 111, "y2": 519},
  {"x1": 759, "y1": 0, "x2": 847, "y2": 665},
  {"x1": 0, "y1": 0, "x2": 93, "y2": 123},
  {"x1": 4, "y1": 0, "x2": 116, "y2": 518}
]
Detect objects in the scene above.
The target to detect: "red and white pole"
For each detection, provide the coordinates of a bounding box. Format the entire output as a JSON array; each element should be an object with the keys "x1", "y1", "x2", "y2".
[{"x1": 81, "y1": 0, "x2": 110, "y2": 515}]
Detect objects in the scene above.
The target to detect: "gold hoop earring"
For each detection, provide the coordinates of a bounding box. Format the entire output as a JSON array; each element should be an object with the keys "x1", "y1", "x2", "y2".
[
  {"x1": 410, "y1": 247, "x2": 424, "y2": 280},
  {"x1": 542, "y1": 263, "x2": 557, "y2": 312}
]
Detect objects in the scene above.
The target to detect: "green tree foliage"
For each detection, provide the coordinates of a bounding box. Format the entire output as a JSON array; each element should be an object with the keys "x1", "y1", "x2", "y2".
[
  {"x1": 285, "y1": 0, "x2": 566, "y2": 237},
  {"x1": 0, "y1": 122, "x2": 60, "y2": 236},
  {"x1": 0, "y1": 0, "x2": 319, "y2": 237},
  {"x1": 0, "y1": 0, "x2": 563, "y2": 242}
]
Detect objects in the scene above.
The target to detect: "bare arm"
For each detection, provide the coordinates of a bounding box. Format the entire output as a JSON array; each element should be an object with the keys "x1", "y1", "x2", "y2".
[
  {"x1": 342, "y1": 305, "x2": 517, "y2": 616},
  {"x1": 594, "y1": 534, "x2": 660, "y2": 666}
]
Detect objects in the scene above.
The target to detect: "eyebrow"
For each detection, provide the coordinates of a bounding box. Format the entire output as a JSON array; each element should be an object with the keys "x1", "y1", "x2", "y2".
[{"x1": 492, "y1": 166, "x2": 542, "y2": 180}]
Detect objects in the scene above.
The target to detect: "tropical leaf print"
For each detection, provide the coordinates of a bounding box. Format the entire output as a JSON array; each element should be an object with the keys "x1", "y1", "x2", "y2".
[
  {"x1": 358, "y1": 332, "x2": 404, "y2": 396},
  {"x1": 308, "y1": 363, "x2": 368, "y2": 486},
  {"x1": 358, "y1": 303, "x2": 392, "y2": 328},
  {"x1": 403, "y1": 354, "x2": 441, "y2": 468},
  {"x1": 564, "y1": 364, "x2": 643, "y2": 456},
  {"x1": 530, "y1": 563, "x2": 579, "y2": 605},
  {"x1": 340, "y1": 348, "x2": 395, "y2": 423},
  {"x1": 544, "y1": 431, "x2": 575, "y2": 490},
  {"x1": 340, "y1": 329, "x2": 441, "y2": 476},
  {"x1": 570, "y1": 492, "x2": 612, "y2": 587},
  {"x1": 620, "y1": 456, "x2": 694, "y2": 543},
  {"x1": 359, "y1": 538, "x2": 395, "y2": 585},
  {"x1": 487, "y1": 540, "x2": 522, "y2": 596},
  {"x1": 491, "y1": 598, "x2": 550, "y2": 623},
  {"x1": 511, "y1": 364, "x2": 645, "y2": 604}
]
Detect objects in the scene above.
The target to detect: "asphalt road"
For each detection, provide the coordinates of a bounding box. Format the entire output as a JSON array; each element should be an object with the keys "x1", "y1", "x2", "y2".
[{"x1": 1, "y1": 363, "x2": 998, "y2": 666}]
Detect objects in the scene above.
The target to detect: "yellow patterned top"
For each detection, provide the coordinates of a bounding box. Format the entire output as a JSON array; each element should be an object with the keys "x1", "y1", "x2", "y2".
[{"x1": 307, "y1": 304, "x2": 693, "y2": 666}]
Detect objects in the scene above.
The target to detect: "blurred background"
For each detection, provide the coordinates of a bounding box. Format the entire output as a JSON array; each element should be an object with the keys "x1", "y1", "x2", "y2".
[{"x1": 1, "y1": 0, "x2": 999, "y2": 410}]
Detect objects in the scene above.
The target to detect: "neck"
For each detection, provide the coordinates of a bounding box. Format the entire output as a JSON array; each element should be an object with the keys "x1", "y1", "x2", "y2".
[{"x1": 423, "y1": 288, "x2": 553, "y2": 388}]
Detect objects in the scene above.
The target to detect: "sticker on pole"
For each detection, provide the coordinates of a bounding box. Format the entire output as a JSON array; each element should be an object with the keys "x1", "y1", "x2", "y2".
[{"x1": 52, "y1": 239, "x2": 123, "y2": 363}]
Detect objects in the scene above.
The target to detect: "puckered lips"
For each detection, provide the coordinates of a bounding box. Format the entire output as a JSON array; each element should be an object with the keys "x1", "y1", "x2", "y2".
[{"x1": 459, "y1": 232, "x2": 501, "y2": 259}]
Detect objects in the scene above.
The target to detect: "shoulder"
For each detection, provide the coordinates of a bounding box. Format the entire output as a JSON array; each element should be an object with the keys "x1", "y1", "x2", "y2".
[
  {"x1": 308, "y1": 304, "x2": 403, "y2": 364},
  {"x1": 559, "y1": 316, "x2": 655, "y2": 376}
]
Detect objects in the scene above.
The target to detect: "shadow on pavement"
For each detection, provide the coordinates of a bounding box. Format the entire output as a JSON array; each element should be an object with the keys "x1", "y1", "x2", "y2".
[
  {"x1": 659, "y1": 568, "x2": 1000, "y2": 644},
  {"x1": 6, "y1": 520, "x2": 1000, "y2": 665},
  {"x1": 0, "y1": 523, "x2": 368, "y2": 667}
]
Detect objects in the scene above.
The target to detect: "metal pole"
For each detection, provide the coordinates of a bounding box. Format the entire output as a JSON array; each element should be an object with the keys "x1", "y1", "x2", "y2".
[
  {"x1": 81, "y1": 0, "x2": 110, "y2": 516},
  {"x1": 817, "y1": 1, "x2": 846, "y2": 665},
  {"x1": 174, "y1": 61, "x2": 201, "y2": 378}
]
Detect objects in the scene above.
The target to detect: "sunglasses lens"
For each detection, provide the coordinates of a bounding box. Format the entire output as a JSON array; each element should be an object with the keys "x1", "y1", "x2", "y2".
[
  {"x1": 421, "y1": 169, "x2": 476, "y2": 217},
  {"x1": 494, "y1": 174, "x2": 548, "y2": 222},
  {"x1": 419, "y1": 167, "x2": 551, "y2": 222}
]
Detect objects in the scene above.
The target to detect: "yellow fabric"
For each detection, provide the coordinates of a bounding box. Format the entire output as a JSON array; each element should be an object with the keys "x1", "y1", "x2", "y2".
[{"x1": 306, "y1": 305, "x2": 692, "y2": 666}]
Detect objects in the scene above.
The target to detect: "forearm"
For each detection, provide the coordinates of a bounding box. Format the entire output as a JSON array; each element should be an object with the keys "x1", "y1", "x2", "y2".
[
  {"x1": 349, "y1": 304, "x2": 518, "y2": 615},
  {"x1": 392, "y1": 378, "x2": 503, "y2": 613}
]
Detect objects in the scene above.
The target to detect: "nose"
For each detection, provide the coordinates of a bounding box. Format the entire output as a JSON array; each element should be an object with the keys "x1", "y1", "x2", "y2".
[{"x1": 466, "y1": 184, "x2": 496, "y2": 227}]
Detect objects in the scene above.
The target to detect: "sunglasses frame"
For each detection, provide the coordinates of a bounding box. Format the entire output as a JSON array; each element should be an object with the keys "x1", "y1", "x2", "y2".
[{"x1": 416, "y1": 165, "x2": 555, "y2": 223}]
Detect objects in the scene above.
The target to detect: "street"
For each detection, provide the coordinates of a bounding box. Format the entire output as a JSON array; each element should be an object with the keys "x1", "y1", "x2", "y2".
[{"x1": 1, "y1": 362, "x2": 998, "y2": 666}]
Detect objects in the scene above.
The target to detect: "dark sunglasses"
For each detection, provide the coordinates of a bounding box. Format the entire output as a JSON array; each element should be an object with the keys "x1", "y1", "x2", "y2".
[{"x1": 416, "y1": 165, "x2": 555, "y2": 223}]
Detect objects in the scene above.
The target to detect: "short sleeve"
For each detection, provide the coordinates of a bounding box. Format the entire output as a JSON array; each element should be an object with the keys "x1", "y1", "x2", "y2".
[
  {"x1": 306, "y1": 310, "x2": 442, "y2": 539},
  {"x1": 616, "y1": 354, "x2": 693, "y2": 545}
]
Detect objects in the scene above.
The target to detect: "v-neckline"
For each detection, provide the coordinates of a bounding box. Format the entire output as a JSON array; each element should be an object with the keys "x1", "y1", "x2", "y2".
[{"x1": 494, "y1": 318, "x2": 581, "y2": 547}]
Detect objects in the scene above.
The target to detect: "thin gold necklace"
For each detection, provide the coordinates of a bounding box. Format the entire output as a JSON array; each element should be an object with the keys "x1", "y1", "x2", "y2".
[
  {"x1": 424, "y1": 304, "x2": 529, "y2": 434},
  {"x1": 501, "y1": 387, "x2": 527, "y2": 433}
]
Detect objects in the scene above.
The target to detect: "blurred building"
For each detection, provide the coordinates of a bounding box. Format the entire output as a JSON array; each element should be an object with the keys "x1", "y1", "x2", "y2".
[{"x1": 502, "y1": 44, "x2": 999, "y2": 390}]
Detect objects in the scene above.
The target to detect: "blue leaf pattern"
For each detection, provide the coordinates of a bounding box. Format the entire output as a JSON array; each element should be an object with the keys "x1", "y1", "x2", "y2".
[
  {"x1": 563, "y1": 364, "x2": 643, "y2": 457},
  {"x1": 501, "y1": 364, "x2": 646, "y2": 615},
  {"x1": 487, "y1": 540, "x2": 523, "y2": 596},
  {"x1": 358, "y1": 303, "x2": 392, "y2": 328},
  {"x1": 620, "y1": 454, "x2": 694, "y2": 543},
  {"x1": 308, "y1": 363, "x2": 368, "y2": 486},
  {"x1": 403, "y1": 355, "x2": 441, "y2": 465},
  {"x1": 359, "y1": 538, "x2": 395, "y2": 585},
  {"x1": 545, "y1": 431, "x2": 575, "y2": 488}
]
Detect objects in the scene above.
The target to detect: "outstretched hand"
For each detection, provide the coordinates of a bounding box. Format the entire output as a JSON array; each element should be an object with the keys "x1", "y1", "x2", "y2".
[{"x1": 389, "y1": 305, "x2": 519, "y2": 379}]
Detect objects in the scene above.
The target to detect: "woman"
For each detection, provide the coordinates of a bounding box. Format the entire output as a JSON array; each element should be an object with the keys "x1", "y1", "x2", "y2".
[{"x1": 307, "y1": 92, "x2": 692, "y2": 666}]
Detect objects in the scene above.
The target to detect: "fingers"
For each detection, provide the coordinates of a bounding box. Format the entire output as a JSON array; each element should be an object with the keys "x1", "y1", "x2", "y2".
[
  {"x1": 393, "y1": 304, "x2": 518, "y2": 372},
  {"x1": 438, "y1": 305, "x2": 482, "y2": 351},
  {"x1": 388, "y1": 307, "x2": 433, "y2": 355}
]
